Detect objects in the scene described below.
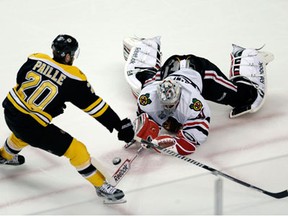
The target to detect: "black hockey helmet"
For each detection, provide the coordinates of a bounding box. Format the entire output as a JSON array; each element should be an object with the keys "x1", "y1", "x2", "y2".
[{"x1": 51, "y1": 34, "x2": 79, "y2": 61}]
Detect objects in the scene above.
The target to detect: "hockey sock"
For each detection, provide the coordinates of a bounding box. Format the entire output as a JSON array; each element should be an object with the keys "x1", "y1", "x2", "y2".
[
  {"x1": 0, "y1": 133, "x2": 27, "y2": 160},
  {"x1": 64, "y1": 138, "x2": 105, "y2": 187}
]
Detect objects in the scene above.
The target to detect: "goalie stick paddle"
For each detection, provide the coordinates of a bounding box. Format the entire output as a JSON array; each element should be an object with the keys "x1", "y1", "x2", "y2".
[
  {"x1": 110, "y1": 146, "x2": 144, "y2": 186},
  {"x1": 136, "y1": 137, "x2": 288, "y2": 199}
]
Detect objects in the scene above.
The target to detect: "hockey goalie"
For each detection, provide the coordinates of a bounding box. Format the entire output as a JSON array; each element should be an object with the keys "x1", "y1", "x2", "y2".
[{"x1": 123, "y1": 36, "x2": 274, "y2": 155}]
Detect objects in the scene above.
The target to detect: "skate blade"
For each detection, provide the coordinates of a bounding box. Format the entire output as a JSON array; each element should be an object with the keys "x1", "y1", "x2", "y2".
[{"x1": 103, "y1": 198, "x2": 127, "y2": 204}]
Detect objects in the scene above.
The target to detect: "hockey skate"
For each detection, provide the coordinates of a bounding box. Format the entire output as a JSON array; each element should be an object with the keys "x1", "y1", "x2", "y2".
[
  {"x1": 0, "y1": 154, "x2": 25, "y2": 165},
  {"x1": 95, "y1": 182, "x2": 126, "y2": 204},
  {"x1": 229, "y1": 44, "x2": 274, "y2": 118}
]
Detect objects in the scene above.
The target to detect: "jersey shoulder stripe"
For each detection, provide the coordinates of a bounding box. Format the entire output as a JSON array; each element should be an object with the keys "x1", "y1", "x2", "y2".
[{"x1": 29, "y1": 53, "x2": 87, "y2": 81}]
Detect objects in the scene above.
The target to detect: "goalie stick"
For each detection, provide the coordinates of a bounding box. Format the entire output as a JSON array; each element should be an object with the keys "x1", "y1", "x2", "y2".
[
  {"x1": 109, "y1": 146, "x2": 144, "y2": 186},
  {"x1": 135, "y1": 137, "x2": 288, "y2": 199}
]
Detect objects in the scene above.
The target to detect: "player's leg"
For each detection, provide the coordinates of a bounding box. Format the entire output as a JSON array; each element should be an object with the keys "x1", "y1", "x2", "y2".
[
  {"x1": 1, "y1": 103, "x2": 124, "y2": 201},
  {"x1": 196, "y1": 55, "x2": 253, "y2": 107},
  {"x1": 166, "y1": 54, "x2": 244, "y2": 106},
  {"x1": 0, "y1": 133, "x2": 27, "y2": 165},
  {"x1": 182, "y1": 54, "x2": 267, "y2": 118},
  {"x1": 0, "y1": 102, "x2": 30, "y2": 165},
  {"x1": 62, "y1": 137, "x2": 124, "y2": 201},
  {"x1": 30, "y1": 124, "x2": 125, "y2": 201}
]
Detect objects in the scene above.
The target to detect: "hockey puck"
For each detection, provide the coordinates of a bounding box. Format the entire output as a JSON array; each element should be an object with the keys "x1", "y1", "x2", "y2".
[{"x1": 112, "y1": 157, "x2": 121, "y2": 165}]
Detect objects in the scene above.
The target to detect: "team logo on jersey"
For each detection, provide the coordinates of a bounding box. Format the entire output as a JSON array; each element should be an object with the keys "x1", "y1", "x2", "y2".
[
  {"x1": 189, "y1": 98, "x2": 203, "y2": 111},
  {"x1": 139, "y1": 93, "x2": 152, "y2": 106}
]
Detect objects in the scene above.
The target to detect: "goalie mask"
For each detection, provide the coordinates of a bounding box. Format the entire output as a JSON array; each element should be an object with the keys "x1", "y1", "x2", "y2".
[{"x1": 157, "y1": 78, "x2": 181, "y2": 111}]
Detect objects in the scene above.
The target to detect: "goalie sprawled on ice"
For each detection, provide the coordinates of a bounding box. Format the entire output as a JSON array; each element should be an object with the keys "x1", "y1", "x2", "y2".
[{"x1": 123, "y1": 36, "x2": 274, "y2": 155}]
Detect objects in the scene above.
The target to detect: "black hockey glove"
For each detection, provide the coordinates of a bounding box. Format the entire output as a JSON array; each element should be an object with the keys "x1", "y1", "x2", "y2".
[{"x1": 117, "y1": 118, "x2": 135, "y2": 143}]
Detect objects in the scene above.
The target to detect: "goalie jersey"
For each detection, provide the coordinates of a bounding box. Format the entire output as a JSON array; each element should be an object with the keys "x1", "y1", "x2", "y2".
[
  {"x1": 3, "y1": 53, "x2": 121, "y2": 132},
  {"x1": 137, "y1": 68, "x2": 211, "y2": 145}
]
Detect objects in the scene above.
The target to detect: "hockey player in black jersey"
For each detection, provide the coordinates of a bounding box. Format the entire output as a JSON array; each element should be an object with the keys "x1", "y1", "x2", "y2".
[{"x1": 0, "y1": 34, "x2": 134, "y2": 202}]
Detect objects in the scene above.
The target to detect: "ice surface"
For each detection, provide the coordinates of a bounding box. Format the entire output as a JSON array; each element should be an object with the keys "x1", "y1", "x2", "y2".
[{"x1": 0, "y1": 0, "x2": 288, "y2": 215}]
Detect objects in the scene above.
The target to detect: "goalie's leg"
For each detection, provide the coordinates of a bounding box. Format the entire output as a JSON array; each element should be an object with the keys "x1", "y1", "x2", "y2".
[
  {"x1": 123, "y1": 36, "x2": 162, "y2": 97},
  {"x1": 229, "y1": 44, "x2": 274, "y2": 118}
]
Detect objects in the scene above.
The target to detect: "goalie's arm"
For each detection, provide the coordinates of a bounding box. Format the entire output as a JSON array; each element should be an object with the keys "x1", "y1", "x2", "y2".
[{"x1": 134, "y1": 113, "x2": 206, "y2": 155}]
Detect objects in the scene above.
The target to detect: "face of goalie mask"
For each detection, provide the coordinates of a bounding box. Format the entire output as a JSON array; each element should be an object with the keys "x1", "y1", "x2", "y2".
[{"x1": 157, "y1": 78, "x2": 181, "y2": 111}]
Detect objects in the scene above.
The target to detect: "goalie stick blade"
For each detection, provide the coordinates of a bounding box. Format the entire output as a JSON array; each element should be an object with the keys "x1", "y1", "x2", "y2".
[
  {"x1": 265, "y1": 190, "x2": 288, "y2": 199},
  {"x1": 111, "y1": 159, "x2": 131, "y2": 185},
  {"x1": 109, "y1": 146, "x2": 144, "y2": 186}
]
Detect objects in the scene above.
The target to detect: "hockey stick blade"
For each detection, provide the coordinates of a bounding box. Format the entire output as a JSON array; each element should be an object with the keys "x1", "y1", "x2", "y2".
[
  {"x1": 111, "y1": 158, "x2": 131, "y2": 185},
  {"x1": 110, "y1": 147, "x2": 144, "y2": 186},
  {"x1": 136, "y1": 137, "x2": 288, "y2": 199}
]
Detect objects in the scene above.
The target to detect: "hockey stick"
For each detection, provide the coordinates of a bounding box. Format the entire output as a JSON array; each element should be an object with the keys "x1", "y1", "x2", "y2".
[
  {"x1": 110, "y1": 146, "x2": 144, "y2": 186},
  {"x1": 136, "y1": 137, "x2": 288, "y2": 199}
]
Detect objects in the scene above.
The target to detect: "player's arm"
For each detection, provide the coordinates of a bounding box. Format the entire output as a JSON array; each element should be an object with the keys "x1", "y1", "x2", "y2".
[{"x1": 69, "y1": 80, "x2": 134, "y2": 143}]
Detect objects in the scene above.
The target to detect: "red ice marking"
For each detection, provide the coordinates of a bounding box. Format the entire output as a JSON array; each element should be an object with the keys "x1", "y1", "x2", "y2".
[
  {"x1": 0, "y1": 184, "x2": 87, "y2": 209},
  {"x1": 0, "y1": 147, "x2": 95, "y2": 211},
  {"x1": 205, "y1": 134, "x2": 288, "y2": 159},
  {"x1": 0, "y1": 148, "x2": 61, "y2": 181},
  {"x1": 210, "y1": 112, "x2": 281, "y2": 133},
  {"x1": 205, "y1": 112, "x2": 286, "y2": 157}
]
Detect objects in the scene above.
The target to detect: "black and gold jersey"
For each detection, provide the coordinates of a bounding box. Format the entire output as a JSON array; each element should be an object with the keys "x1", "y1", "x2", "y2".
[{"x1": 4, "y1": 53, "x2": 121, "y2": 132}]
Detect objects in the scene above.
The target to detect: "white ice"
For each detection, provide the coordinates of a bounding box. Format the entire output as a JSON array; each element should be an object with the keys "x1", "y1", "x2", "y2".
[{"x1": 0, "y1": 0, "x2": 288, "y2": 215}]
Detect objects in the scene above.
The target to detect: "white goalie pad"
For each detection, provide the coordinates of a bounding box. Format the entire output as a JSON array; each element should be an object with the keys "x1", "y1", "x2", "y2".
[
  {"x1": 229, "y1": 44, "x2": 274, "y2": 117},
  {"x1": 123, "y1": 36, "x2": 162, "y2": 98}
]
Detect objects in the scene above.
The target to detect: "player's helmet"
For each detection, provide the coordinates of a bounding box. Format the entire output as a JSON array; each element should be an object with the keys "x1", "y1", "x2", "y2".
[
  {"x1": 51, "y1": 34, "x2": 79, "y2": 62},
  {"x1": 157, "y1": 78, "x2": 181, "y2": 111}
]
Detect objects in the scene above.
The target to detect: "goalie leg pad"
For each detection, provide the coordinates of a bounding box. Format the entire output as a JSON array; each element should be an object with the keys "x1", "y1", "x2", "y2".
[
  {"x1": 229, "y1": 44, "x2": 274, "y2": 117},
  {"x1": 124, "y1": 36, "x2": 162, "y2": 98},
  {"x1": 123, "y1": 36, "x2": 161, "y2": 63}
]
